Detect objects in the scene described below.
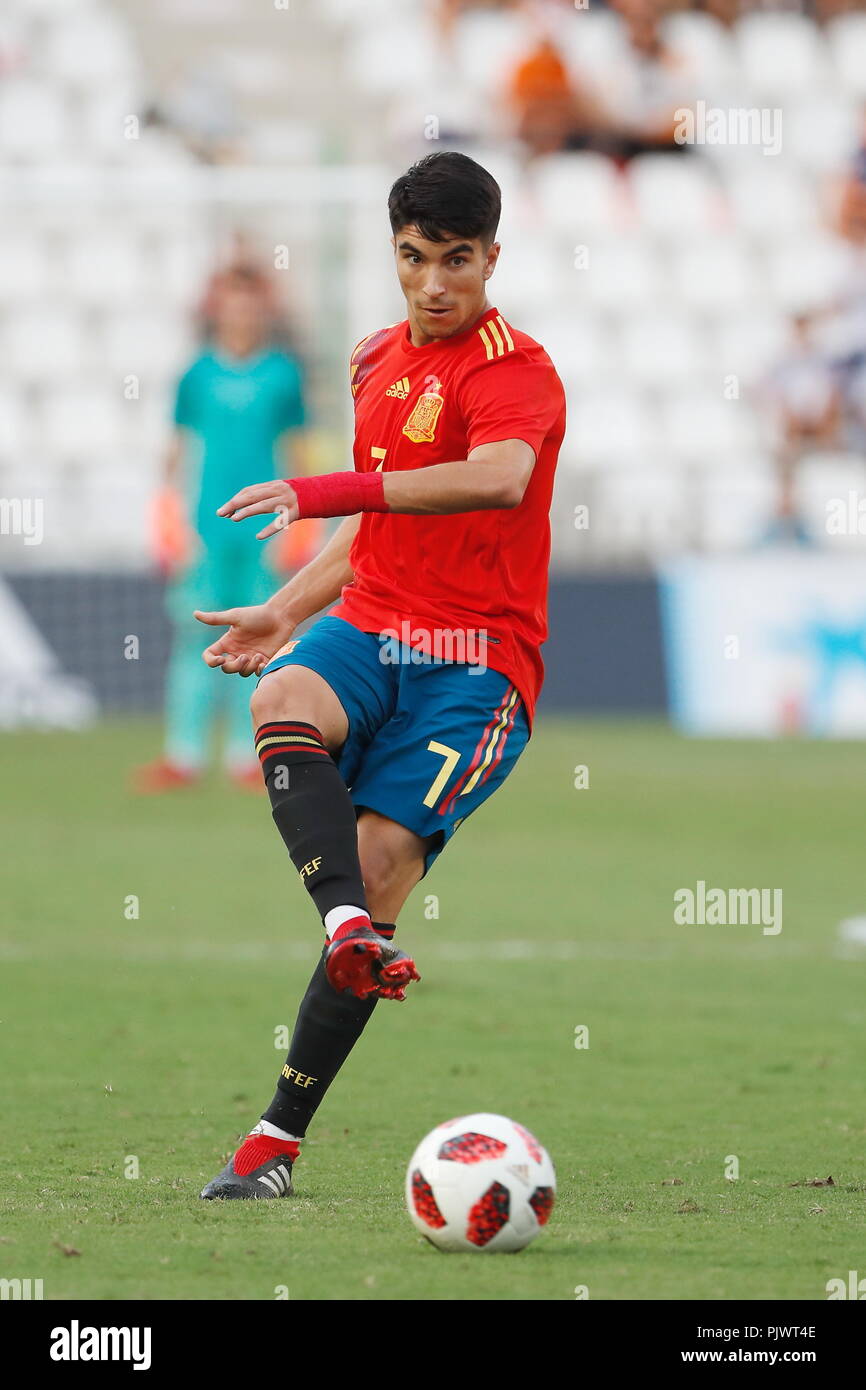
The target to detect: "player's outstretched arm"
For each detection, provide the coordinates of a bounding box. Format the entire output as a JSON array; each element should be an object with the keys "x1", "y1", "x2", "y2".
[
  {"x1": 217, "y1": 438, "x2": 535, "y2": 535},
  {"x1": 380, "y1": 439, "x2": 535, "y2": 515},
  {"x1": 194, "y1": 514, "x2": 360, "y2": 676}
]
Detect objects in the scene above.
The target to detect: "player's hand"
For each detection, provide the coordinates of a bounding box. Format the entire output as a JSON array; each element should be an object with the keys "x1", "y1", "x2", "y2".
[
  {"x1": 216, "y1": 481, "x2": 299, "y2": 540},
  {"x1": 194, "y1": 602, "x2": 291, "y2": 677}
]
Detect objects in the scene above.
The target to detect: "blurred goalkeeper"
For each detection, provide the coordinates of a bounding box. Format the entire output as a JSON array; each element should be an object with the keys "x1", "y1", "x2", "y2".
[{"x1": 135, "y1": 258, "x2": 315, "y2": 792}]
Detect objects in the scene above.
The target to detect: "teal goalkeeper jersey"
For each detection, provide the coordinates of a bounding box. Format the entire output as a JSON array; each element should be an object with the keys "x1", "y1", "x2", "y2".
[{"x1": 173, "y1": 347, "x2": 306, "y2": 546}]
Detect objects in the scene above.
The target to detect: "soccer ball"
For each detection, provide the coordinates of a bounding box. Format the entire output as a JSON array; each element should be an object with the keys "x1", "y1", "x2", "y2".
[{"x1": 405, "y1": 1112, "x2": 556, "y2": 1253}]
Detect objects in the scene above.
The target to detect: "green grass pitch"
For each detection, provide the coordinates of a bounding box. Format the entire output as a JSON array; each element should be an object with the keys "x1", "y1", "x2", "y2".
[{"x1": 1, "y1": 716, "x2": 864, "y2": 1301}]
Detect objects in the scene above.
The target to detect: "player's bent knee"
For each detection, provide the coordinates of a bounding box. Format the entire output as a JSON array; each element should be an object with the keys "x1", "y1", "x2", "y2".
[
  {"x1": 249, "y1": 677, "x2": 287, "y2": 727},
  {"x1": 250, "y1": 672, "x2": 314, "y2": 727},
  {"x1": 250, "y1": 666, "x2": 348, "y2": 751}
]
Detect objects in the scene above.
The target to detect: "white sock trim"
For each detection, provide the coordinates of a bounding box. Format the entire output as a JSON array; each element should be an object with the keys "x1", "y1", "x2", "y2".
[
  {"x1": 324, "y1": 905, "x2": 370, "y2": 939},
  {"x1": 250, "y1": 1120, "x2": 303, "y2": 1143}
]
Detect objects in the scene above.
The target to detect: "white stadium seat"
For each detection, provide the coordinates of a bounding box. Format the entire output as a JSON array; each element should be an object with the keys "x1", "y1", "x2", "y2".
[
  {"x1": 0, "y1": 235, "x2": 48, "y2": 301},
  {"x1": 699, "y1": 460, "x2": 778, "y2": 550},
  {"x1": 736, "y1": 14, "x2": 828, "y2": 99},
  {"x1": 580, "y1": 237, "x2": 666, "y2": 313},
  {"x1": 784, "y1": 99, "x2": 860, "y2": 175},
  {"x1": 532, "y1": 152, "x2": 625, "y2": 239},
  {"x1": 7, "y1": 0, "x2": 94, "y2": 12},
  {"x1": 826, "y1": 14, "x2": 866, "y2": 101},
  {"x1": 661, "y1": 12, "x2": 737, "y2": 94},
  {"x1": 657, "y1": 389, "x2": 762, "y2": 465},
  {"x1": 528, "y1": 312, "x2": 617, "y2": 381},
  {"x1": 151, "y1": 235, "x2": 214, "y2": 309},
  {"x1": 569, "y1": 388, "x2": 657, "y2": 466},
  {"x1": 629, "y1": 155, "x2": 723, "y2": 238},
  {"x1": 765, "y1": 234, "x2": 853, "y2": 313},
  {"x1": 617, "y1": 311, "x2": 707, "y2": 388},
  {"x1": 671, "y1": 237, "x2": 756, "y2": 313},
  {"x1": 43, "y1": 387, "x2": 125, "y2": 456},
  {"x1": 5, "y1": 308, "x2": 87, "y2": 379},
  {"x1": 100, "y1": 311, "x2": 192, "y2": 378},
  {"x1": 67, "y1": 473, "x2": 152, "y2": 562},
  {"x1": 42, "y1": 11, "x2": 137, "y2": 86},
  {"x1": 0, "y1": 80, "x2": 66, "y2": 157},
  {"x1": 454, "y1": 10, "x2": 529, "y2": 96},
  {"x1": 555, "y1": 9, "x2": 627, "y2": 83},
  {"x1": 135, "y1": 392, "x2": 176, "y2": 452},
  {"x1": 347, "y1": 21, "x2": 440, "y2": 98},
  {"x1": 79, "y1": 83, "x2": 147, "y2": 157},
  {"x1": 65, "y1": 236, "x2": 151, "y2": 306},
  {"x1": 593, "y1": 470, "x2": 692, "y2": 555},
  {"x1": 725, "y1": 166, "x2": 817, "y2": 241},
  {"x1": 0, "y1": 388, "x2": 31, "y2": 458},
  {"x1": 488, "y1": 238, "x2": 559, "y2": 313},
  {"x1": 242, "y1": 119, "x2": 321, "y2": 165},
  {"x1": 713, "y1": 311, "x2": 789, "y2": 389},
  {"x1": 320, "y1": 0, "x2": 425, "y2": 30}
]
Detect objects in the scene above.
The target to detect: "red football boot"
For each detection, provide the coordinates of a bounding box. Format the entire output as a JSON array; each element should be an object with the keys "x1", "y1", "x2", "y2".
[
  {"x1": 132, "y1": 758, "x2": 200, "y2": 794},
  {"x1": 228, "y1": 765, "x2": 266, "y2": 793},
  {"x1": 325, "y1": 917, "x2": 420, "y2": 1001}
]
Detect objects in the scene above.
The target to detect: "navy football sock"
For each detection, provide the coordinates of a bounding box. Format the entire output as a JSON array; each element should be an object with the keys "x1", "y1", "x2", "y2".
[
  {"x1": 255, "y1": 721, "x2": 368, "y2": 923},
  {"x1": 262, "y1": 924, "x2": 397, "y2": 1137}
]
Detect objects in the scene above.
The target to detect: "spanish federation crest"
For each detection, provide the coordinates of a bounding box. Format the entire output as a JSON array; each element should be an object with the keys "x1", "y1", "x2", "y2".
[{"x1": 402, "y1": 382, "x2": 444, "y2": 443}]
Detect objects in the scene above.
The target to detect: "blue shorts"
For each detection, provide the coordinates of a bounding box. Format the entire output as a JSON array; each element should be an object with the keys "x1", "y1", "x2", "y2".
[{"x1": 257, "y1": 614, "x2": 530, "y2": 875}]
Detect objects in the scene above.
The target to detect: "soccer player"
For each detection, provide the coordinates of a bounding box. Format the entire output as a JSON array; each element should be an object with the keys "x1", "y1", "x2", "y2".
[
  {"x1": 135, "y1": 259, "x2": 310, "y2": 793},
  {"x1": 195, "y1": 152, "x2": 566, "y2": 1199}
]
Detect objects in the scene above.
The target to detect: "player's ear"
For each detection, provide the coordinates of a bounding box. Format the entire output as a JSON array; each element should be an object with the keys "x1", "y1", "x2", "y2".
[{"x1": 483, "y1": 241, "x2": 501, "y2": 279}]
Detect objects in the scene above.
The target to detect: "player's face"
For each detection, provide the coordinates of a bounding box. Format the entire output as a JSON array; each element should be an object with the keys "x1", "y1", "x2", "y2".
[
  {"x1": 392, "y1": 225, "x2": 500, "y2": 345},
  {"x1": 214, "y1": 283, "x2": 267, "y2": 343}
]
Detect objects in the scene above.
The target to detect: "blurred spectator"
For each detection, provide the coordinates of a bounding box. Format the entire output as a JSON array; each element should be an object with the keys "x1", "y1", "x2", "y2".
[
  {"x1": 758, "y1": 313, "x2": 843, "y2": 547},
  {"x1": 504, "y1": 34, "x2": 611, "y2": 159},
  {"x1": 134, "y1": 255, "x2": 318, "y2": 793},
  {"x1": 596, "y1": 0, "x2": 694, "y2": 161},
  {"x1": 812, "y1": 0, "x2": 863, "y2": 22},
  {"x1": 500, "y1": 0, "x2": 695, "y2": 163},
  {"x1": 836, "y1": 107, "x2": 866, "y2": 246},
  {"x1": 696, "y1": 0, "x2": 741, "y2": 27},
  {"x1": 765, "y1": 313, "x2": 843, "y2": 455},
  {"x1": 143, "y1": 63, "x2": 242, "y2": 165}
]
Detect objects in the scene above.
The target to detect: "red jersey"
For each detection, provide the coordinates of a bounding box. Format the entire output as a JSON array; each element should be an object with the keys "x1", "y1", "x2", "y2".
[{"x1": 328, "y1": 303, "x2": 566, "y2": 727}]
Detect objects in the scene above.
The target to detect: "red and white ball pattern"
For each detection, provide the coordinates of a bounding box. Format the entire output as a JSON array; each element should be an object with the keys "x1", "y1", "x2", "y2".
[{"x1": 405, "y1": 1112, "x2": 556, "y2": 1253}]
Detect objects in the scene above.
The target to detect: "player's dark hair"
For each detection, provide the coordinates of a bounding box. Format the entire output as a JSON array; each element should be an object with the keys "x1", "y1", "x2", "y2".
[{"x1": 388, "y1": 151, "x2": 501, "y2": 248}]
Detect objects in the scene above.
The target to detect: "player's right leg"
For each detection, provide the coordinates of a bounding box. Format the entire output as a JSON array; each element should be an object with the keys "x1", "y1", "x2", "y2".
[{"x1": 248, "y1": 659, "x2": 415, "y2": 992}]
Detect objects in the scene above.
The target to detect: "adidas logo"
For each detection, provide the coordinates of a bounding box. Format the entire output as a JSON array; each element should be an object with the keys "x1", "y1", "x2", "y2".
[
  {"x1": 386, "y1": 376, "x2": 411, "y2": 399},
  {"x1": 256, "y1": 1162, "x2": 293, "y2": 1196}
]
